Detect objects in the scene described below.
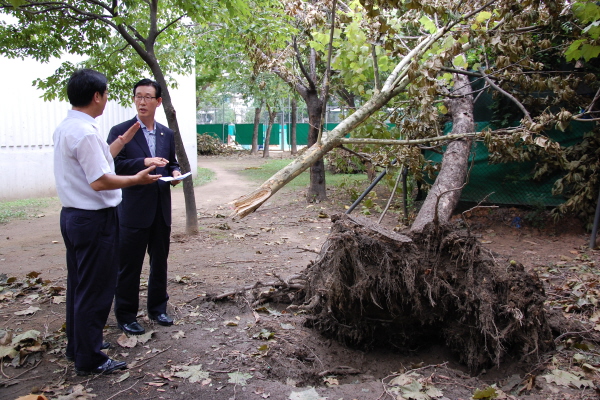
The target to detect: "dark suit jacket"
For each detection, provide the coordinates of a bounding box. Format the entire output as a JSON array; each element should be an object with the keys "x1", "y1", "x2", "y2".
[{"x1": 107, "y1": 117, "x2": 180, "y2": 229}]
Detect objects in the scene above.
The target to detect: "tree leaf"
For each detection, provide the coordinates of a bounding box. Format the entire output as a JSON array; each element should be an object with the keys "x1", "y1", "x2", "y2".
[
  {"x1": 289, "y1": 387, "x2": 325, "y2": 400},
  {"x1": 419, "y1": 15, "x2": 437, "y2": 34},
  {"x1": 0, "y1": 345, "x2": 18, "y2": 359},
  {"x1": 115, "y1": 371, "x2": 130, "y2": 383},
  {"x1": 228, "y1": 371, "x2": 253, "y2": 386},
  {"x1": 174, "y1": 364, "x2": 210, "y2": 383},
  {"x1": 14, "y1": 306, "x2": 41, "y2": 316},
  {"x1": 12, "y1": 330, "x2": 40, "y2": 345},
  {"x1": 56, "y1": 384, "x2": 97, "y2": 400},
  {"x1": 475, "y1": 12, "x2": 492, "y2": 23},
  {"x1": 452, "y1": 54, "x2": 467, "y2": 69},
  {"x1": 581, "y1": 43, "x2": 600, "y2": 61},
  {"x1": 136, "y1": 330, "x2": 154, "y2": 344},
  {"x1": 472, "y1": 386, "x2": 497, "y2": 399},
  {"x1": 117, "y1": 333, "x2": 138, "y2": 348},
  {"x1": 542, "y1": 369, "x2": 594, "y2": 389}
]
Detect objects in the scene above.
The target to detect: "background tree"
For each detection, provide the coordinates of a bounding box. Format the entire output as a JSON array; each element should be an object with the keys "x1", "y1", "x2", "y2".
[{"x1": 0, "y1": 0, "x2": 248, "y2": 234}]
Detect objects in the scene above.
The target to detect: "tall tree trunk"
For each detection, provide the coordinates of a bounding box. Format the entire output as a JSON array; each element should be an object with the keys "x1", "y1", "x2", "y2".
[
  {"x1": 151, "y1": 65, "x2": 198, "y2": 234},
  {"x1": 251, "y1": 102, "x2": 262, "y2": 155},
  {"x1": 263, "y1": 105, "x2": 276, "y2": 158},
  {"x1": 290, "y1": 98, "x2": 298, "y2": 155},
  {"x1": 305, "y1": 91, "x2": 326, "y2": 202},
  {"x1": 410, "y1": 73, "x2": 474, "y2": 233}
]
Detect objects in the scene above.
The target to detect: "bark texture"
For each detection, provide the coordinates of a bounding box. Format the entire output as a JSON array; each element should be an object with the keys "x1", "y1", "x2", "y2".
[
  {"x1": 263, "y1": 107, "x2": 276, "y2": 158},
  {"x1": 151, "y1": 63, "x2": 198, "y2": 234},
  {"x1": 291, "y1": 98, "x2": 298, "y2": 155},
  {"x1": 251, "y1": 104, "x2": 261, "y2": 155},
  {"x1": 411, "y1": 73, "x2": 474, "y2": 233}
]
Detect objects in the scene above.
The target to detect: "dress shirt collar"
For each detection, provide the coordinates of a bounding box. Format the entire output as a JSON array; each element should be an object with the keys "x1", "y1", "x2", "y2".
[
  {"x1": 136, "y1": 116, "x2": 157, "y2": 134},
  {"x1": 68, "y1": 109, "x2": 99, "y2": 129}
]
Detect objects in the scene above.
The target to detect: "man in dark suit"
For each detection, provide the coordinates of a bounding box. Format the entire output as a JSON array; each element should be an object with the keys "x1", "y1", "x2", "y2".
[{"x1": 107, "y1": 78, "x2": 182, "y2": 335}]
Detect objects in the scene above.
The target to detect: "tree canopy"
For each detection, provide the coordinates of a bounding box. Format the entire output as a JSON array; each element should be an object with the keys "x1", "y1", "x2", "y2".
[{"x1": 230, "y1": 0, "x2": 600, "y2": 227}]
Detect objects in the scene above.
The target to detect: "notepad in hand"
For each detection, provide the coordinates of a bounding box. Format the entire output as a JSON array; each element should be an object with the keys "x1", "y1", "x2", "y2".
[{"x1": 159, "y1": 172, "x2": 192, "y2": 182}]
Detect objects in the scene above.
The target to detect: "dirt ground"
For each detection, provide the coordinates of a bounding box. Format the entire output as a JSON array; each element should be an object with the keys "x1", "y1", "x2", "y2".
[{"x1": 1, "y1": 154, "x2": 600, "y2": 400}]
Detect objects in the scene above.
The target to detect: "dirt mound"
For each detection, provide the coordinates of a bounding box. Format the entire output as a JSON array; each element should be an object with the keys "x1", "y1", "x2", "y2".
[{"x1": 301, "y1": 214, "x2": 554, "y2": 371}]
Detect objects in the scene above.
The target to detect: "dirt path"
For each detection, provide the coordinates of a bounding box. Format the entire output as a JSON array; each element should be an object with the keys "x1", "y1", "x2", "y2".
[{"x1": 172, "y1": 156, "x2": 261, "y2": 223}]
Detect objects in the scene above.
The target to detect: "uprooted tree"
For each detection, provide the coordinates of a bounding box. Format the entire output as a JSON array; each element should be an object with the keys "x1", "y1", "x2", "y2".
[{"x1": 222, "y1": 0, "x2": 600, "y2": 370}]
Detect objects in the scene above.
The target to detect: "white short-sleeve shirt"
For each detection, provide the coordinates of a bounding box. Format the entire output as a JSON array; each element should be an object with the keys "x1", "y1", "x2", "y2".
[{"x1": 53, "y1": 110, "x2": 122, "y2": 209}]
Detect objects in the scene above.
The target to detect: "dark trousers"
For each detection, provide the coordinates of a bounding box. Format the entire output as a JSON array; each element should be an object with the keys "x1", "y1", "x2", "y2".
[
  {"x1": 114, "y1": 205, "x2": 170, "y2": 323},
  {"x1": 60, "y1": 207, "x2": 118, "y2": 370}
]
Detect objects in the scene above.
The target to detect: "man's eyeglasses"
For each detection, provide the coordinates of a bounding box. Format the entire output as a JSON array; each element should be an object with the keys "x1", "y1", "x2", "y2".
[{"x1": 134, "y1": 95, "x2": 158, "y2": 102}]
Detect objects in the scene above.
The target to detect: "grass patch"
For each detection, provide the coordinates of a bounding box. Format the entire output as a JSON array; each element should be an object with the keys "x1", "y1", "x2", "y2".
[
  {"x1": 239, "y1": 159, "x2": 367, "y2": 189},
  {"x1": 193, "y1": 167, "x2": 216, "y2": 187},
  {"x1": 0, "y1": 197, "x2": 57, "y2": 224}
]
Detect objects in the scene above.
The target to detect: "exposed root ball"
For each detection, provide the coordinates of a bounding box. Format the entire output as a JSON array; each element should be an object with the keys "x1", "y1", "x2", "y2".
[{"x1": 302, "y1": 214, "x2": 553, "y2": 371}]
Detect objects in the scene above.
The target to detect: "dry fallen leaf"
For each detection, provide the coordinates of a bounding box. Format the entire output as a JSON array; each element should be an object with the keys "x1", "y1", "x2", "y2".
[
  {"x1": 114, "y1": 371, "x2": 130, "y2": 383},
  {"x1": 147, "y1": 382, "x2": 167, "y2": 387},
  {"x1": 172, "y1": 330, "x2": 185, "y2": 340},
  {"x1": 136, "y1": 330, "x2": 154, "y2": 344},
  {"x1": 173, "y1": 364, "x2": 210, "y2": 383},
  {"x1": 324, "y1": 377, "x2": 339, "y2": 386},
  {"x1": 15, "y1": 395, "x2": 49, "y2": 400},
  {"x1": 56, "y1": 384, "x2": 97, "y2": 400},
  {"x1": 14, "y1": 306, "x2": 41, "y2": 316},
  {"x1": 117, "y1": 333, "x2": 138, "y2": 348}
]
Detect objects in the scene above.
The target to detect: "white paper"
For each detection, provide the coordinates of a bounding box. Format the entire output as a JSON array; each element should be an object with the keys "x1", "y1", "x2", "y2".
[{"x1": 159, "y1": 171, "x2": 192, "y2": 182}]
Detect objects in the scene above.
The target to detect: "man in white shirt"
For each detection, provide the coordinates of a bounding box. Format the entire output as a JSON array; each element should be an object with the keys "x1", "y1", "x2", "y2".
[{"x1": 53, "y1": 69, "x2": 160, "y2": 375}]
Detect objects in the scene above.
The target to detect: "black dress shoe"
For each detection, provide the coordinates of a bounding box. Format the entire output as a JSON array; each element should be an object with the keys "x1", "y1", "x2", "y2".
[
  {"x1": 75, "y1": 358, "x2": 127, "y2": 376},
  {"x1": 66, "y1": 342, "x2": 110, "y2": 361},
  {"x1": 118, "y1": 321, "x2": 145, "y2": 335},
  {"x1": 150, "y1": 313, "x2": 174, "y2": 326}
]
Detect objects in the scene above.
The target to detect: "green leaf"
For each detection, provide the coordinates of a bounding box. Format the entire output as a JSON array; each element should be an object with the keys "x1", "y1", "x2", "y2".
[
  {"x1": 581, "y1": 43, "x2": 600, "y2": 61},
  {"x1": 452, "y1": 54, "x2": 467, "y2": 69},
  {"x1": 8, "y1": 0, "x2": 27, "y2": 7},
  {"x1": 475, "y1": 12, "x2": 492, "y2": 23},
  {"x1": 565, "y1": 39, "x2": 584, "y2": 61},
  {"x1": 419, "y1": 15, "x2": 437, "y2": 34},
  {"x1": 472, "y1": 386, "x2": 497, "y2": 399}
]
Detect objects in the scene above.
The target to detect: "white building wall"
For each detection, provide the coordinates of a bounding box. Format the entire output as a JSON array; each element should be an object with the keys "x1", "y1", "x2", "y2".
[{"x1": 0, "y1": 56, "x2": 196, "y2": 201}]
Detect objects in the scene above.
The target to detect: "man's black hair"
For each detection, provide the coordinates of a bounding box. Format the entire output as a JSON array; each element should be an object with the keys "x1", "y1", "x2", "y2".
[
  {"x1": 133, "y1": 78, "x2": 162, "y2": 98},
  {"x1": 67, "y1": 69, "x2": 107, "y2": 107}
]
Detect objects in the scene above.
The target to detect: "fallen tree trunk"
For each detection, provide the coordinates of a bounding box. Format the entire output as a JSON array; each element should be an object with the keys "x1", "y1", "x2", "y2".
[
  {"x1": 230, "y1": 24, "x2": 454, "y2": 218},
  {"x1": 301, "y1": 214, "x2": 554, "y2": 371}
]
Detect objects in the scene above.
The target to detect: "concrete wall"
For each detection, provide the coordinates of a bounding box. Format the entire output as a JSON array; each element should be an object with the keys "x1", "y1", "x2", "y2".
[{"x1": 0, "y1": 56, "x2": 196, "y2": 201}]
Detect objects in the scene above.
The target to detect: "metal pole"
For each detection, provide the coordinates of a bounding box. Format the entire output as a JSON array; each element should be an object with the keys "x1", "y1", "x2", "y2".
[
  {"x1": 346, "y1": 160, "x2": 397, "y2": 215},
  {"x1": 590, "y1": 185, "x2": 600, "y2": 249},
  {"x1": 402, "y1": 166, "x2": 409, "y2": 223}
]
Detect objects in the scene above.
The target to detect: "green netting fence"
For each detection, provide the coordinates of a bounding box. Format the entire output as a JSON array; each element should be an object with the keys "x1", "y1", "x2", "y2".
[
  {"x1": 425, "y1": 121, "x2": 589, "y2": 207},
  {"x1": 198, "y1": 119, "x2": 591, "y2": 207}
]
